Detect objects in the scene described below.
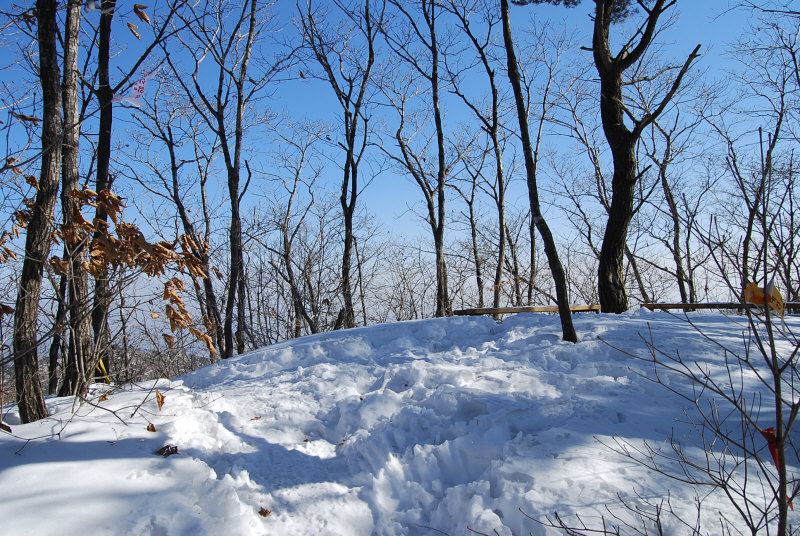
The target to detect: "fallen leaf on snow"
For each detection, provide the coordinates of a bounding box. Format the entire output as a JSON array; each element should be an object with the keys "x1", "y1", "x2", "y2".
[{"x1": 155, "y1": 445, "x2": 178, "y2": 457}]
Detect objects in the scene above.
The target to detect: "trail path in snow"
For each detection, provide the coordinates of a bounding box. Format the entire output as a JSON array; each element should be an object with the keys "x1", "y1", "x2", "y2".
[{"x1": 1, "y1": 311, "x2": 796, "y2": 535}]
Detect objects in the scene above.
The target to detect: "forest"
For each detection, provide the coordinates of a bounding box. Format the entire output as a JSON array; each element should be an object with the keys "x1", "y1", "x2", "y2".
[{"x1": 0, "y1": 0, "x2": 798, "y2": 424}]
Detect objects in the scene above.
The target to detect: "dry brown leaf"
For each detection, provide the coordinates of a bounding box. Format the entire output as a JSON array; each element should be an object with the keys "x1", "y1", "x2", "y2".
[
  {"x1": 25, "y1": 175, "x2": 39, "y2": 190},
  {"x1": 14, "y1": 208, "x2": 32, "y2": 227},
  {"x1": 199, "y1": 334, "x2": 218, "y2": 356},
  {"x1": 162, "y1": 333, "x2": 175, "y2": 348},
  {"x1": 155, "y1": 389, "x2": 165, "y2": 411},
  {"x1": 147, "y1": 423, "x2": 156, "y2": 432},
  {"x1": 185, "y1": 258, "x2": 208, "y2": 279},
  {"x1": 258, "y1": 507, "x2": 272, "y2": 517},
  {"x1": 155, "y1": 444, "x2": 178, "y2": 457},
  {"x1": 71, "y1": 210, "x2": 95, "y2": 231},
  {"x1": 1, "y1": 245, "x2": 16, "y2": 261},
  {"x1": 250, "y1": 416, "x2": 261, "y2": 421},
  {"x1": 163, "y1": 286, "x2": 180, "y2": 303},
  {"x1": 50, "y1": 257, "x2": 70, "y2": 276},
  {"x1": 92, "y1": 218, "x2": 109, "y2": 233},
  {"x1": 97, "y1": 190, "x2": 126, "y2": 225},
  {"x1": 0, "y1": 304, "x2": 14, "y2": 316},
  {"x1": 133, "y1": 4, "x2": 151, "y2": 25},
  {"x1": 127, "y1": 22, "x2": 141, "y2": 39},
  {"x1": 150, "y1": 311, "x2": 159, "y2": 319},
  {"x1": 20, "y1": 10, "x2": 36, "y2": 30},
  {"x1": 166, "y1": 304, "x2": 191, "y2": 331},
  {"x1": 82, "y1": 256, "x2": 105, "y2": 277},
  {"x1": 98, "y1": 393, "x2": 108, "y2": 402},
  {"x1": 11, "y1": 112, "x2": 41, "y2": 125},
  {"x1": 180, "y1": 234, "x2": 198, "y2": 252},
  {"x1": 70, "y1": 187, "x2": 98, "y2": 206}
]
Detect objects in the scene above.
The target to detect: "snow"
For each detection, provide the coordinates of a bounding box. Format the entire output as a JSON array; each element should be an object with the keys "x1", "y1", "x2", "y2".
[{"x1": 1, "y1": 310, "x2": 798, "y2": 535}]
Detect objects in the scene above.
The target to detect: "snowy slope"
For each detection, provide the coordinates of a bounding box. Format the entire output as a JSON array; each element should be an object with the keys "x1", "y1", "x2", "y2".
[{"x1": 1, "y1": 310, "x2": 797, "y2": 535}]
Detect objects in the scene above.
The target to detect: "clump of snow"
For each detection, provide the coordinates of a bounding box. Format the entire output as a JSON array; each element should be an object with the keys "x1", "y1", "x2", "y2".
[{"x1": 1, "y1": 311, "x2": 797, "y2": 534}]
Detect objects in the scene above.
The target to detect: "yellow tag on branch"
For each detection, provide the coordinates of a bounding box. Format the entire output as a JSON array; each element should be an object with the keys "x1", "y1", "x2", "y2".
[{"x1": 744, "y1": 281, "x2": 785, "y2": 317}]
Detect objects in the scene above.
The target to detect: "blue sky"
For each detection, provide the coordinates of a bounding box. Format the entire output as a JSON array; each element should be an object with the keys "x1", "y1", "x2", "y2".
[{"x1": 30, "y1": 1, "x2": 756, "y2": 243}]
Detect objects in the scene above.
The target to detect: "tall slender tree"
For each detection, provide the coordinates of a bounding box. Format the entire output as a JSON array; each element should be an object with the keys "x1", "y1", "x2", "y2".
[
  {"x1": 299, "y1": 0, "x2": 384, "y2": 330},
  {"x1": 13, "y1": 0, "x2": 61, "y2": 423},
  {"x1": 58, "y1": 0, "x2": 93, "y2": 397},
  {"x1": 91, "y1": 0, "x2": 178, "y2": 377},
  {"x1": 500, "y1": 0, "x2": 577, "y2": 342},
  {"x1": 445, "y1": 0, "x2": 509, "y2": 314},
  {"x1": 383, "y1": 0, "x2": 469, "y2": 317},
  {"x1": 167, "y1": 0, "x2": 294, "y2": 357}
]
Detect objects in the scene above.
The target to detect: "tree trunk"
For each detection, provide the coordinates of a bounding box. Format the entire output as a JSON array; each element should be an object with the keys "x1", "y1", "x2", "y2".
[
  {"x1": 493, "y1": 144, "x2": 506, "y2": 311},
  {"x1": 47, "y1": 273, "x2": 67, "y2": 394},
  {"x1": 14, "y1": 0, "x2": 62, "y2": 423},
  {"x1": 223, "y1": 171, "x2": 243, "y2": 357},
  {"x1": 340, "y1": 146, "x2": 357, "y2": 329},
  {"x1": 430, "y1": 2, "x2": 450, "y2": 318},
  {"x1": 501, "y1": 0, "x2": 576, "y2": 342},
  {"x1": 221, "y1": 0, "x2": 258, "y2": 358},
  {"x1": 597, "y1": 170, "x2": 634, "y2": 312},
  {"x1": 658, "y1": 157, "x2": 690, "y2": 303},
  {"x1": 59, "y1": 0, "x2": 92, "y2": 397},
  {"x1": 591, "y1": 0, "x2": 699, "y2": 312},
  {"x1": 467, "y1": 193, "x2": 485, "y2": 309},
  {"x1": 91, "y1": 0, "x2": 116, "y2": 378}
]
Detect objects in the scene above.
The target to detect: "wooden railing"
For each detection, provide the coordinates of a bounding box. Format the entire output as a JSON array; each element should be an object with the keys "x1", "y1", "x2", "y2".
[
  {"x1": 453, "y1": 304, "x2": 601, "y2": 316},
  {"x1": 455, "y1": 302, "x2": 800, "y2": 316},
  {"x1": 642, "y1": 302, "x2": 800, "y2": 314}
]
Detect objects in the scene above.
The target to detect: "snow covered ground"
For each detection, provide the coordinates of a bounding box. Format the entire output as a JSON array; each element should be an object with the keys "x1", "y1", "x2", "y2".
[{"x1": 1, "y1": 310, "x2": 798, "y2": 535}]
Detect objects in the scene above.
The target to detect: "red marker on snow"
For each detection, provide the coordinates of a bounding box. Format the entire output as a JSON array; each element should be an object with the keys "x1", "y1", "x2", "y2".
[{"x1": 761, "y1": 427, "x2": 793, "y2": 510}]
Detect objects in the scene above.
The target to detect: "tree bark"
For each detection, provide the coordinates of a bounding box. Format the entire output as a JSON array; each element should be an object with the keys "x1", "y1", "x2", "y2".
[
  {"x1": 300, "y1": 0, "x2": 381, "y2": 330},
  {"x1": 592, "y1": 0, "x2": 699, "y2": 312},
  {"x1": 91, "y1": 0, "x2": 116, "y2": 376},
  {"x1": 429, "y1": 1, "x2": 451, "y2": 318},
  {"x1": 385, "y1": 0, "x2": 452, "y2": 318},
  {"x1": 14, "y1": 0, "x2": 62, "y2": 423},
  {"x1": 219, "y1": 0, "x2": 258, "y2": 358},
  {"x1": 59, "y1": 0, "x2": 93, "y2": 397},
  {"x1": 501, "y1": 0, "x2": 576, "y2": 342},
  {"x1": 47, "y1": 274, "x2": 67, "y2": 394}
]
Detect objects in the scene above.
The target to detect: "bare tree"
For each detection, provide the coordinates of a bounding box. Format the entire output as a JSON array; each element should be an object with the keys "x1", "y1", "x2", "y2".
[
  {"x1": 588, "y1": 0, "x2": 700, "y2": 312},
  {"x1": 57, "y1": 0, "x2": 94, "y2": 397},
  {"x1": 249, "y1": 119, "x2": 328, "y2": 337},
  {"x1": 700, "y1": 8, "x2": 800, "y2": 300},
  {"x1": 639, "y1": 109, "x2": 716, "y2": 305},
  {"x1": 500, "y1": 0, "x2": 577, "y2": 342},
  {"x1": 444, "y1": 0, "x2": 511, "y2": 313},
  {"x1": 382, "y1": 0, "x2": 470, "y2": 317},
  {"x1": 120, "y1": 75, "x2": 225, "y2": 363},
  {"x1": 299, "y1": 0, "x2": 384, "y2": 330},
  {"x1": 451, "y1": 142, "x2": 490, "y2": 309},
  {"x1": 89, "y1": 0, "x2": 179, "y2": 376},
  {"x1": 12, "y1": 0, "x2": 61, "y2": 423},
  {"x1": 166, "y1": 0, "x2": 294, "y2": 358}
]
